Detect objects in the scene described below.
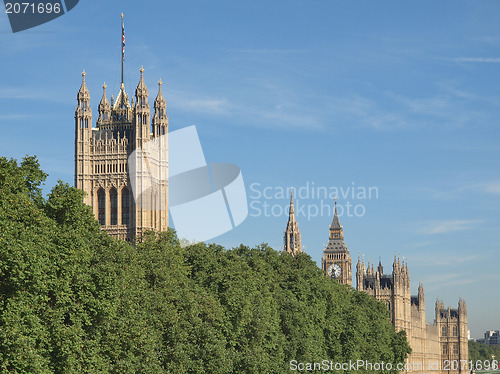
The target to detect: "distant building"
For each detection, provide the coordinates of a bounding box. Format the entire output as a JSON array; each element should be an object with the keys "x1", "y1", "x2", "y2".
[
  {"x1": 283, "y1": 198, "x2": 469, "y2": 373},
  {"x1": 357, "y1": 257, "x2": 468, "y2": 373},
  {"x1": 480, "y1": 330, "x2": 500, "y2": 345},
  {"x1": 284, "y1": 191, "x2": 302, "y2": 256}
]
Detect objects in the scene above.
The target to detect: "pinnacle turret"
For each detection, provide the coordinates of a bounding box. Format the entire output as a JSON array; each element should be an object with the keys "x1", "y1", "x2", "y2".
[
  {"x1": 77, "y1": 70, "x2": 90, "y2": 104},
  {"x1": 154, "y1": 79, "x2": 166, "y2": 106},
  {"x1": 99, "y1": 82, "x2": 110, "y2": 107},
  {"x1": 135, "y1": 66, "x2": 149, "y2": 100}
]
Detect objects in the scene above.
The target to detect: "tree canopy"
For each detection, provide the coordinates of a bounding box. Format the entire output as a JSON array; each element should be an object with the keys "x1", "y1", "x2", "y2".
[{"x1": 0, "y1": 156, "x2": 410, "y2": 373}]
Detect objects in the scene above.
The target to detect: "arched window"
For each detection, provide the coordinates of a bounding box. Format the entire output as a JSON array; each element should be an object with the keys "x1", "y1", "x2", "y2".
[
  {"x1": 122, "y1": 188, "x2": 130, "y2": 226},
  {"x1": 442, "y1": 326, "x2": 447, "y2": 337},
  {"x1": 110, "y1": 188, "x2": 117, "y2": 226},
  {"x1": 97, "y1": 188, "x2": 105, "y2": 225},
  {"x1": 453, "y1": 325, "x2": 458, "y2": 337}
]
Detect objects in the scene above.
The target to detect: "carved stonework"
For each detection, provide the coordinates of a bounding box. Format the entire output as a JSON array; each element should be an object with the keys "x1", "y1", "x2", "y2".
[{"x1": 75, "y1": 68, "x2": 169, "y2": 242}]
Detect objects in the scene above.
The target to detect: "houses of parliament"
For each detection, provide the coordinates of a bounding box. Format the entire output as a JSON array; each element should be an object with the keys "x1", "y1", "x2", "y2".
[
  {"x1": 74, "y1": 67, "x2": 168, "y2": 242},
  {"x1": 74, "y1": 21, "x2": 466, "y2": 371},
  {"x1": 284, "y1": 194, "x2": 468, "y2": 373}
]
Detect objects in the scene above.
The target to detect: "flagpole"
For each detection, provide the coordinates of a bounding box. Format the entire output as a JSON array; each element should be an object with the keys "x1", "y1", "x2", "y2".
[{"x1": 121, "y1": 13, "x2": 124, "y2": 87}]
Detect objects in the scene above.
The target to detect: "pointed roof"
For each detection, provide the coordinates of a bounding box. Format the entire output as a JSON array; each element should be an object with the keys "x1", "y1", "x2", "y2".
[
  {"x1": 288, "y1": 190, "x2": 296, "y2": 222},
  {"x1": 113, "y1": 82, "x2": 131, "y2": 110},
  {"x1": 99, "y1": 82, "x2": 110, "y2": 108},
  {"x1": 324, "y1": 197, "x2": 348, "y2": 253},
  {"x1": 135, "y1": 66, "x2": 148, "y2": 98},
  {"x1": 77, "y1": 70, "x2": 90, "y2": 100},
  {"x1": 330, "y1": 197, "x2": 342, "y2": 230},
  {"x1": 154, "y1": 78, "x2": 166, "y2": 106}
]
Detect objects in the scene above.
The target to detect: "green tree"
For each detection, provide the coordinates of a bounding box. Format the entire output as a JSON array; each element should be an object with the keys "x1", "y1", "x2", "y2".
[{"x1": 0, "y1": 155, "x2": 412, "y2": 373}]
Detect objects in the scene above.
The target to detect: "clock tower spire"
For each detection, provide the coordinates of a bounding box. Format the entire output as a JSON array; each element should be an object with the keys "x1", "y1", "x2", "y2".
[{"x1": 321, "y1": 198, "x2": 352, "y2": 286}]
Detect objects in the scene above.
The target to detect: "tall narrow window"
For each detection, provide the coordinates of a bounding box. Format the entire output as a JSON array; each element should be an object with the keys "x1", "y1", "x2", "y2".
[
  {"x1": 453, "y1": 326, "x2": 458, "y2": 337},
  {"x1": 442, "y1": 326, "x2": 448, "y2": 337},
  {"x1": 122, "y1": 188, "x2": 130, "y2": 226},
  {"x1": 110, "y1": 188, "x2": 117, "y2": 226},
  {"x1": 97, "y1": 188, "x2": 105, "y2": 225}
]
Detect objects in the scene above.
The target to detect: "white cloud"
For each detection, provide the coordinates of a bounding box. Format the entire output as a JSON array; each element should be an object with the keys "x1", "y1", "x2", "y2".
[
  {"x1": 171, "y1": 97, "x2": 229, "y2": 115},
  {"x1": 424, "y1": 273, "x2": 478, "y2": 291},
  {"x1": 420, "y1": 220, "x2": 483, "y2": 234},
  {"x1": 482, "y1": 182, "x2": 500, "y2": 194},
  {"x1": 406, "y1": 254, "x2": 482, "y2": 267},
  {"x1": 449, "y1": 57, "x2": 500, "y2": 63}
]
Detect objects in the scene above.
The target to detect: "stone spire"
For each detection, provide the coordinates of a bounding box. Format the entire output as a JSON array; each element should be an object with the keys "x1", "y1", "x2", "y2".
[
  {"x1": 284, "y1": 190, "x2": 302, "y2": 256},
  {"x1": 154, "y1": 79, "x2": 166, "y2": 106},
  {"x1": 330, "y1": 197, "x2": 342, "y2": 230},
  {"x1": 135, "y1": 66, "x2": 149, "y2": 100},
  {"x1": 77, "y1": 70, "x2": 90, "y2": 104},
  {"x1": 152, "y1": 78, "x2": 168, "y2": 137},
  {"x1": 377, "y1": 257, "x2": 384, "y2": 275},
  {"x1": 99, "y1": 82, "x2": 110, "y2": 106},
  {"x1": 327, "y1": 198, "x2": 345, "y2": 248},
  {"x1": 98, "y1": 82, "x2": 111, "y2": 124},
  {"x1": 289, "y1": 189, "x2": 296, "y2": 221},
  {"x1": 75, "y1": 70, "x2": 92, "y2": 126}
]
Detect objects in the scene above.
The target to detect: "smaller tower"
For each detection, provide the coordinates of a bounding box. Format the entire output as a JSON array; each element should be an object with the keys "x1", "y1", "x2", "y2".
[
  {"x1": 284, "y1": 191, "x2": 302, "y2": 256},
  {"x1": 97, "y1": 82, "x2": 111, "y2": 126},
  {"x1": 356, "y1": 256, "x2": 365, "y2": 291},
  {"x1": 75, "y1": 70, "x2": 93, "y2": 206},
  {"x1": 152, "y1": 79, "x2": 168, "y2": 138}
]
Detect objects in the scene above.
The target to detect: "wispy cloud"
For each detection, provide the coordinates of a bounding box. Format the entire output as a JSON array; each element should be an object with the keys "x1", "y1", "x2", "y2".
[
  {"x1": 448, "y1": 57, "x2": 500, "y2": 63},
  {"x1": 407, "y1": 254, "x2": 482, "y2": 267},
  {"x1": 169, "y1": 94, "x2": 229, "y2": 115},
  {"x1": 420, "y1": 219, "x2": 483, "y2": 234},
  {"x1": 0, "y1": 87, "x2": 71, "y2": 104},
  {"x1": 424, "y1": 272, "x2": 478, "y2": 291},
  {"x1": 229, "y1": 48, "x2": 308, "y2": 55},
  {"x1": 481, "y1": 182, "x2": 500, "y2": 194},
  {"x1": 0, "y1": 114, "x2": 38, "y2": 120}
]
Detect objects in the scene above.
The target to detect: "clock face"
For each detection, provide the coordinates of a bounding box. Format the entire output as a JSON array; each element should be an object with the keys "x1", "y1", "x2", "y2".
[{"x1": 327, "y1": 264, "x2": 342, "y2": 278}]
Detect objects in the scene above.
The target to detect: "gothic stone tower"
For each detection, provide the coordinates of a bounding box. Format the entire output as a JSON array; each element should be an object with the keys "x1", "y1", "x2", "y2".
[
  {"x1": 74, "y1": 68, "x2": 169, "y2": 242},
  {"x1": 284, "y1": 191, "x2": 302, "y2": 256},
  {"x1": 321, "y1": 200, "x2": 352, "y2": 286},
  {"x1": 356, "y1": 256, "x2": 412, "y2": 334},
  {"x1": 435, "y1": 299, "x2": 468, "y2": 374},
  {"x1": 357, "y1": 257, "x2": 468, "y2": 374}
]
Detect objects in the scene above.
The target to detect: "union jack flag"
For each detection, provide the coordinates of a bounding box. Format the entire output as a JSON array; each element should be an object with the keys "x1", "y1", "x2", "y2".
[{"x1": 121, "y1": 14, "x2": 125, "y2": 59}]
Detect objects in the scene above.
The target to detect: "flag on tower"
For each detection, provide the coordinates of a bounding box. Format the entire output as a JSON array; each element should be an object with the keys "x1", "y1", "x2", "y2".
[{"x1": 121, "y1": 13, "x2": 125, "y2": 60}]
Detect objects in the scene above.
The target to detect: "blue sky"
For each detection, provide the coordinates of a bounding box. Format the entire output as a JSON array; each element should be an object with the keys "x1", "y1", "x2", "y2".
[{"x1": 1, "y1": 1, "x2": 499, "y2": 338}]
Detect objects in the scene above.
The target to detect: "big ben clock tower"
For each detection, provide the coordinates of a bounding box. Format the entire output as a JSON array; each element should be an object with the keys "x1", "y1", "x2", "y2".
[{"x1": 321, "y1": 199, "x2": 352, "y2": 286}]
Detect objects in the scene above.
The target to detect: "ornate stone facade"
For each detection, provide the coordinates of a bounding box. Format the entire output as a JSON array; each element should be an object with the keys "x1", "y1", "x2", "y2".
[
  {"x1": 74, "y1": 68, "x2": 168, "y2": 241},
  {"x1": 284, "y1": 191, "x2": 302, "y2": 256},
  {"x1": 321, "y1": 200, "x2": 352, "y2": 286},
  {"x1": 357, "y1": 258, "x2": 468, "y2": 373},
  {"x1": 314, "y1": 199, "x2": 468, "y2": 373}
]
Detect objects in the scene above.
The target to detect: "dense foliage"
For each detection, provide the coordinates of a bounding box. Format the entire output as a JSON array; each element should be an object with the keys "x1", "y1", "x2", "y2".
[
  {"x1": 0, "y1": 156, "x2": 411, "y2": 373},
  {"x1": 469, "y1": 341, "x2": 500, "y2": 367}
]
